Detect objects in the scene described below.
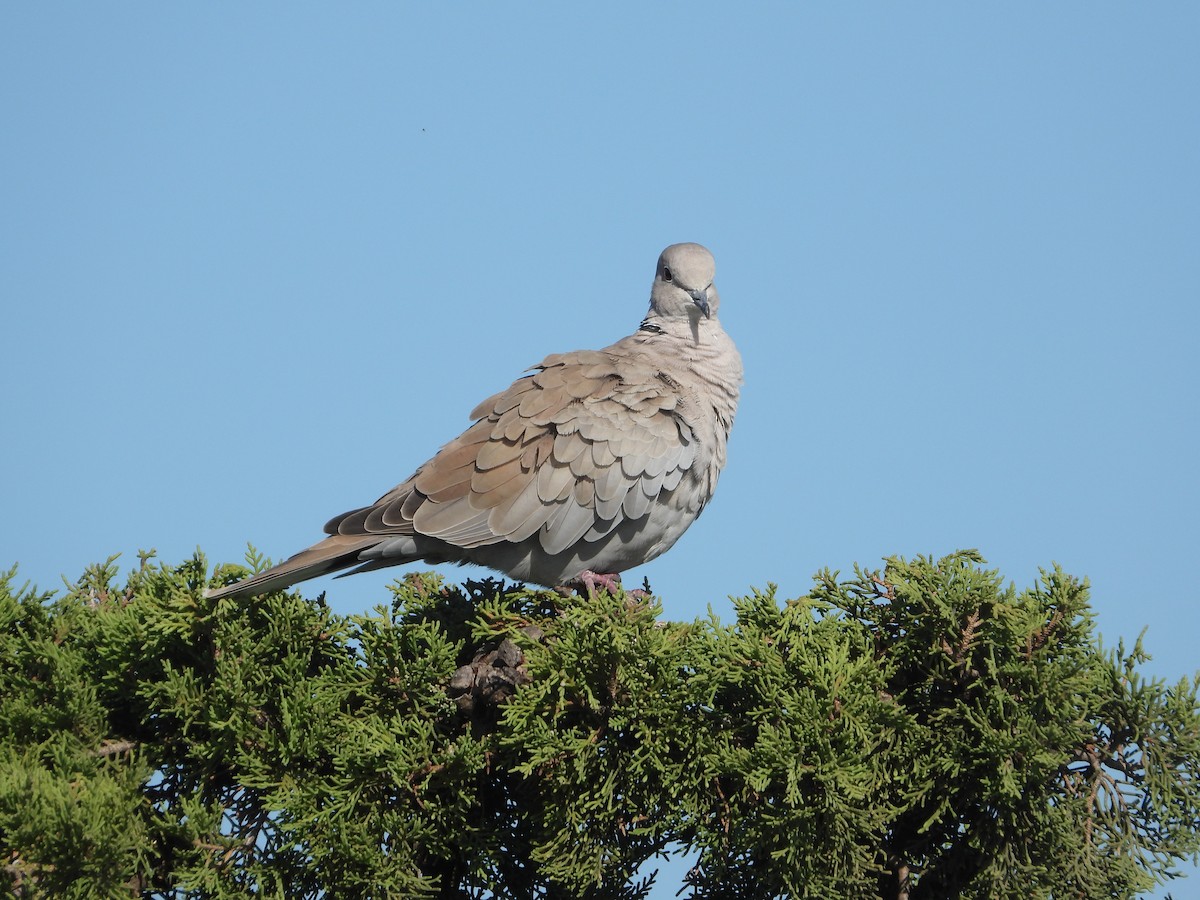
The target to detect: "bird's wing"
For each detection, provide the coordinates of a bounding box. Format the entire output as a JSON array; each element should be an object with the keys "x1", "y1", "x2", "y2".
[{"x1": 326, "y1": 349, "x2": 697, "y2": 555}]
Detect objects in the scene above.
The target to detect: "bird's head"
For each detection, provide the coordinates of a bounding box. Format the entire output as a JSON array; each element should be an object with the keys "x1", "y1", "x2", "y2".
[{"x1": 648, "y1": 242, "x2": 719, "y2": 322}]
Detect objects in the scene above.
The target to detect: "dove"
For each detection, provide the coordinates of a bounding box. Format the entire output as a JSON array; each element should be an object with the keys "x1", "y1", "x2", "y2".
[{"x1": 206, "y1": 242, "x2": 742, "y2": 599}]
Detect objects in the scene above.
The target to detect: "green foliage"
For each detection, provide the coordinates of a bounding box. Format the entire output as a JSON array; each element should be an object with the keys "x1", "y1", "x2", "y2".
[{"x1": 1, "y1": 550, "x2": 1198, "y2": 898}]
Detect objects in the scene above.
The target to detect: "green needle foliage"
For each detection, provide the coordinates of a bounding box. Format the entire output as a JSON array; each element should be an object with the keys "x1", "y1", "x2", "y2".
[{"x1": 1, "y1": 549, "x2": 1198, "y2": 898}]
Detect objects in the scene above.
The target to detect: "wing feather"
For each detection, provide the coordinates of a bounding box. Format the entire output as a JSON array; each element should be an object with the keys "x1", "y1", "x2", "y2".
[
  {"x1": 313, "y1": 349, "x2": 698, "y2": 567},
  {"x1": 541, "y1": 499, "x2": 598, "y2": 555}
]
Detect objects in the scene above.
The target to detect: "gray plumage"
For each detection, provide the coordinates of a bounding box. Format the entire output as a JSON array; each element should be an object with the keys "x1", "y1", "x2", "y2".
[{"x1": 206, "y1": 243, "x2": 742, "y2": 599}]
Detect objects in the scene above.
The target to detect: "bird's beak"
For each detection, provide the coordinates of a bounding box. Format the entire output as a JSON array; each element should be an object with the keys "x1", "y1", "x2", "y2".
[{"x1": 690, "y1": 288, "x2": 711, "y2": 318}]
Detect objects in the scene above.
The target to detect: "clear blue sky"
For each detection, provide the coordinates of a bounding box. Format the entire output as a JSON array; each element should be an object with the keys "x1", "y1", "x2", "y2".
[{"x1": 3, "y1": 4, "x2": 1197, "y2": 896}]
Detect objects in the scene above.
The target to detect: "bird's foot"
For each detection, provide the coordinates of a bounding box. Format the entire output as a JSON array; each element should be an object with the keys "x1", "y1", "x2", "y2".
[
  {"x1": 561, "y1": 570, "x2": 650, "y2": 601},
  {"x1": 559, "y1": 569, "x2": 622, "y2": 597}
]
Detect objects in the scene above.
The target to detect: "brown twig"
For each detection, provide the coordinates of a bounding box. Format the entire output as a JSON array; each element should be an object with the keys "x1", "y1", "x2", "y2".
[
  {"x1": 896, "y1": 861, "x2": 911, "y2": 900},
  {"x1": 91, "y1": 739, "x2": 137, "y2": 757},
  {"x1": 1027, "y1": 609, "x2": 1065, "y2": 659}
]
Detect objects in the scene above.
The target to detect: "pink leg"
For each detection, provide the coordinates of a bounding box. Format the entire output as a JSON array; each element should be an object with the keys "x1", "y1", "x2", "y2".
[
  {"x1": 580, "y1": 570, "x2": 622, "y2": 596},
  {"x1": 564, "y1": 570, "x2": 650, "y2": 601}
]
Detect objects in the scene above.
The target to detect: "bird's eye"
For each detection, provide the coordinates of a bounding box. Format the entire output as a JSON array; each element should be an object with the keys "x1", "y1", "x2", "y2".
[{"x1": 662, "y1": 267, "x2": 673, "y2": 283}]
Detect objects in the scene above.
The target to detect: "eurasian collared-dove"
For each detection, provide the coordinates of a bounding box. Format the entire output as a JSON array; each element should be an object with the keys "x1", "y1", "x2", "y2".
[{"x1": 206, "y1": 243, "x2": 742, "y2": 599}]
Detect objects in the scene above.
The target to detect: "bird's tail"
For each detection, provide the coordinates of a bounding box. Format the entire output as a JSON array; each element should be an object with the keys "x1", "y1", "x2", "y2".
[{"x1": 204, "y1": 535, "x2": 382, "y2": 599}]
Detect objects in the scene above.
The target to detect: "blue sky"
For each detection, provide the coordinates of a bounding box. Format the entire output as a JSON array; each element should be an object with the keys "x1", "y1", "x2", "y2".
[{"x1": 3, "y1": 4, "x2": 1198, "y2": 895}]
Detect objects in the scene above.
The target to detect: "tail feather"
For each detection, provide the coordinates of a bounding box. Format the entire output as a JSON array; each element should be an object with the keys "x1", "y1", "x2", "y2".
[{"x1": 204, "y1": 535, "x2": 384, "y2": 599}]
